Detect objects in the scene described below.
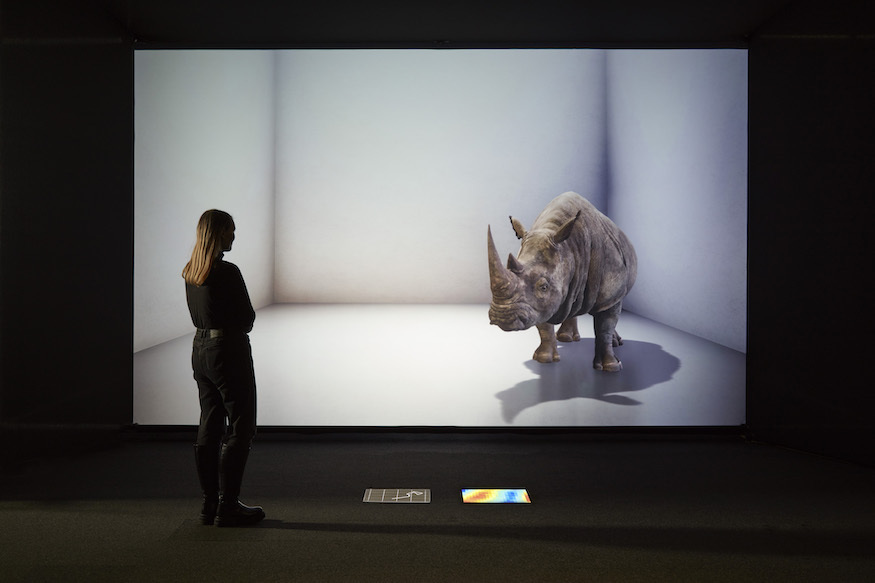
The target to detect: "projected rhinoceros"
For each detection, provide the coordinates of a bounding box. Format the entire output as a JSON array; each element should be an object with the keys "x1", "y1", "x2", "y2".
[{"x1": 488, "y1": 192, "x2": 637, "y2": 371}]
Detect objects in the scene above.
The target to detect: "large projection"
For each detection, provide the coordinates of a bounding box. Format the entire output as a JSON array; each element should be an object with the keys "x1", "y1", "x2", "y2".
[{"x1": 134, "y1": 49, "x2": 747, "y2": 427}]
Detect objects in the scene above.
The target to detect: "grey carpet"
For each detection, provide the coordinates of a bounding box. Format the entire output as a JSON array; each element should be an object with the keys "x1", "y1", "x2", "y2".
[{"x1": 1, "y1": 432, "x2": 873, "y2": 582}]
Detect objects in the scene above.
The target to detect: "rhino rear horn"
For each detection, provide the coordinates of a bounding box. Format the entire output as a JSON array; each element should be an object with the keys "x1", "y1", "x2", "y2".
[{"x1": 507, "y1": 252, "x2": 524, "y2": 274}]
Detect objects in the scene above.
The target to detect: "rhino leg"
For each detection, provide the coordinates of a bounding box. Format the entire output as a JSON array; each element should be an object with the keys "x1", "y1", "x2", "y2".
[
  {"x1": 534, "y1": 322, "x2": 560, "y2": 363},
  {"x1": 593, "y1": 303, "x2": 623, "y2": 372},
  {"x1": 557, "y1": 317, "x2": 580, "y2": 342}
]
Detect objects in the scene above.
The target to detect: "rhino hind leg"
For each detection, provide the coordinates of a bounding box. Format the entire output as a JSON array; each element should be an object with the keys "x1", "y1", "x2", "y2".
[
  {"x1": 593, "y1": 303, "x2": 624, "y2": 372},
  {"x1": 556, "y1": 317, "x2": 581, "y2": 343},
  {"x1": 534, "y1": 322, "x2": 560, "y2": 363}
]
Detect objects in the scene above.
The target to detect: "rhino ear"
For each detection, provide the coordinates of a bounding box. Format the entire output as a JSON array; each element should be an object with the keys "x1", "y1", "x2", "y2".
[
  {"x1": 509, "y1": 216, "x2": 527, "y2": 240},
  {"x1": 553, "y1": 210, "x2": 581, "y2": 245}
]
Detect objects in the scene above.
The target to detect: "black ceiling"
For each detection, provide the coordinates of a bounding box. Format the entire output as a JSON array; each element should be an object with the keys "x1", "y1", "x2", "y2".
[
  {"x1": 106, "y1": 0, "x2": 793, "y2": 48},
  {"x1": 3, "y1": 0, "x2": 873, "y2": 48}
]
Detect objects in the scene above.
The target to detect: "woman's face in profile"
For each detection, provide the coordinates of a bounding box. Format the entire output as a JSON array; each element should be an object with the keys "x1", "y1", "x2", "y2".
[{"x1": 221, "y1": 225, "x2": 236, "y2": 252}]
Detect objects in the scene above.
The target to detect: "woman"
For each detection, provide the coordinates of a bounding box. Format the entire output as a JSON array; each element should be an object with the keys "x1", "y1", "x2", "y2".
[{"x1": 183, "y1": 209, "x2": 264, "y2": 527}]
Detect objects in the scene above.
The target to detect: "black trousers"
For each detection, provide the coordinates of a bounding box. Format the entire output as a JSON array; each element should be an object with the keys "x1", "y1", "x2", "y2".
[{"x1": 192, "y1": 331, "x2": 257, "y2": 449}]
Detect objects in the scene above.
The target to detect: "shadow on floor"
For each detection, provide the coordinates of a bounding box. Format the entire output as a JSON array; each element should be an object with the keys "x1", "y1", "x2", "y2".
[{"x1": 496, "y1": 339, "x2": 681, "y2": 422}]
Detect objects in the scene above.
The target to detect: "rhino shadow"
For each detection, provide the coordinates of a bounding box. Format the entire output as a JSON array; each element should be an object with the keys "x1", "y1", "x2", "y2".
[{"x1": 496, "y1": 339, "x2": 681, "y2": 423}]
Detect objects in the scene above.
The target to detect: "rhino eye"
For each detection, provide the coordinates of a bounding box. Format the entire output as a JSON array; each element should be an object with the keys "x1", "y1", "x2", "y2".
[{"x1": 535, "y1": 279, "x2": 549, "y2": 295}]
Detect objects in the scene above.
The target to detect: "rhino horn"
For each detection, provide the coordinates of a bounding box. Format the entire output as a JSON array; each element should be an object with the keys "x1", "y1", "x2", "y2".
[
  {"x1": 507, "y1": 252, "x2": 524, "y2": 274},
  {"x1": 488, "y1": 226, "x2": 517, "y2": 299}
]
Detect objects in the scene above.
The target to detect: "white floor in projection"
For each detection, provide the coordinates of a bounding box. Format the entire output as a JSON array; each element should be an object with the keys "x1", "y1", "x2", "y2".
[{"x1": 133, "y1": 304, "x2": 745, "y2": 427}]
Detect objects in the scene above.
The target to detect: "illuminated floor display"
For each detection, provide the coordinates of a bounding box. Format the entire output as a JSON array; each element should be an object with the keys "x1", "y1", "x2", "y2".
[
  {"x1": 462, "y1": 489, "x2": 531, "y2": 503},
  {"x1": 133, "y1": 304, "x2": 745, "y2": 427},
  {"x1": 363, "y1": 489, "x2": 431, "y2": 504}
]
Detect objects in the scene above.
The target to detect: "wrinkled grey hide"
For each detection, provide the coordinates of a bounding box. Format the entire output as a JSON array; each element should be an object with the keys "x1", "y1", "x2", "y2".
[{"x1": 488, "y1": 192, "x2": 637, "y2": 371}]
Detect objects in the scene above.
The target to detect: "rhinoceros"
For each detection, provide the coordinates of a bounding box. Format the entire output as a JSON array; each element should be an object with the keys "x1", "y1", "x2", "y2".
[{"x1": 488, "y1": 191, "x2": 637, "y2": 371}]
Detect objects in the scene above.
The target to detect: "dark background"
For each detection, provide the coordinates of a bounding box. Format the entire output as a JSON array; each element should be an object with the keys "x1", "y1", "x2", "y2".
[{"x1": 2, "y1": 0, "x2": 873, "y2": 466}]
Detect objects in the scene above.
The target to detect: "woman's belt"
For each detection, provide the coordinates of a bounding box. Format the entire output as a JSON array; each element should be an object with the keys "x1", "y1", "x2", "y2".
[{"x1": 195, "y1": 328, "x2": 224, "y2": 338}]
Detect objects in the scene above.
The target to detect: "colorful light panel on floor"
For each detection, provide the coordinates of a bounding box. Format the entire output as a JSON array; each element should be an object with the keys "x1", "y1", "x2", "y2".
[{"x1": 461, "y1": 488, "x2": 531, "y2": 503}]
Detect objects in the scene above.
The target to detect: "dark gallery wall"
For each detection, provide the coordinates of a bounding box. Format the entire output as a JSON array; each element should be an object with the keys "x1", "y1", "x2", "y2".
[
  {"x1": 747, "y1": 2, "x2": 875, "y2": 466},
  {"x1": 0, "y1": 1, "x2": 134, "y2": 464},
  {"x1": 1, "y1": 0, "x2": 874, "y2": 466}
]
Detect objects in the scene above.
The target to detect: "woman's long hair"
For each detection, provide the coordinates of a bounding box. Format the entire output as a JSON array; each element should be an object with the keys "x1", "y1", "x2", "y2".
[{"x1": 182, "y1": 209, "x2": 235, "y2": 286}]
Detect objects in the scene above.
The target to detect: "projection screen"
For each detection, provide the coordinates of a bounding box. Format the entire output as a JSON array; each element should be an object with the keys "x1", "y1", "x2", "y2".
[{"x1": 134, "y1": 49, "x2": 747, "y2": 427}]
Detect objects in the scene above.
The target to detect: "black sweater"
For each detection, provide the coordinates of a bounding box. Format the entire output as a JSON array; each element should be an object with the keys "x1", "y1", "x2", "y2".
[{"x1": 186, "y1": 256, "x2": 255, "y2": 333}]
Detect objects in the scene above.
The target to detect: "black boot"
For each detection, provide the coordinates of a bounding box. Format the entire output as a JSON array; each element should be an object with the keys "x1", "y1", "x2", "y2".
[
  {"x1": 194, "y1": 444, "x2": 220, "y2": 525},
  {"x1": 215, "y1": 443, "x2": 265, "y2": 527}
]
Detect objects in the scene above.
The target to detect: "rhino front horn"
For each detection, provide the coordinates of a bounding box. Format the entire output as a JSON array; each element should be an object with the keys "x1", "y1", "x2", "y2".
[{"x1": 488, "y1": 226, "x2": 516, "y2": 299}]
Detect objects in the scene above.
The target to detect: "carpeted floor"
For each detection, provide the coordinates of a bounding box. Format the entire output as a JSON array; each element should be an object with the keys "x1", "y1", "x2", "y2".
[{"x1": 1, "y1": 431, "x2": 874, "y2": 582}]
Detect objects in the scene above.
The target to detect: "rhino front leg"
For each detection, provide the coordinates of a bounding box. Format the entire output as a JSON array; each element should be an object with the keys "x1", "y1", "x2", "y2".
[
  {"x1": 593, "y1": 303, "x2": 623, "y2": 372},
  {"x1": 534, "y1": 322, "x2": 560, "y2": 363},
  {"x1": 557, "y1": 317, "x2": 580, "y2": 342}
]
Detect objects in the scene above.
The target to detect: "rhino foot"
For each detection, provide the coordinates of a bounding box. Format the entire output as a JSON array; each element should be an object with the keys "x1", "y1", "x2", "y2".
[
  {"x1": 534, "y1": 323, "x2": 560, "y2": 363},
  {"x1": 557, "y1": 330, "x2": 580, "y2": 343},
  {"x1": 612, "y1": 331, "x2": 623, "y2": 347},
  {"x1": 593, "y1": 358, "x2": 622, "y2": 372},
  {"x1": 534, "y1": 348, "x2": 560, "y2": 363},
  {"x1": 557, "y1": 318, "x2": 580, "y2": 343}
]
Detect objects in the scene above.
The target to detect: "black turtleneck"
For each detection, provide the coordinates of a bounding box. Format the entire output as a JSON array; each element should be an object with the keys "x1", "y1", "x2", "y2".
[{"x1": 185, "y1": 255, "x2": 255, "y2": 333}]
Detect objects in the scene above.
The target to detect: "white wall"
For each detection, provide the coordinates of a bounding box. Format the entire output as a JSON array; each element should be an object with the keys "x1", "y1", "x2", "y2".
[
  {"x1": 134, "y1": 50, "x2": 277, "y2": 352},
  {"x1": 273, "y1": 49, "x2": 608, "y2": 303},
  {"x1": 133, "y1": 48, "x2": 748, "y2": 354},
  {"x1": 607, "y1": 50, "x2": 748, "y2": 352}
]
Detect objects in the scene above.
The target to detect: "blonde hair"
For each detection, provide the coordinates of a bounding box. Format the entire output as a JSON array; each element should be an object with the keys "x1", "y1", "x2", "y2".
[{"x1": 182, "y1": 209, "x2": 235, "y2": 286}]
